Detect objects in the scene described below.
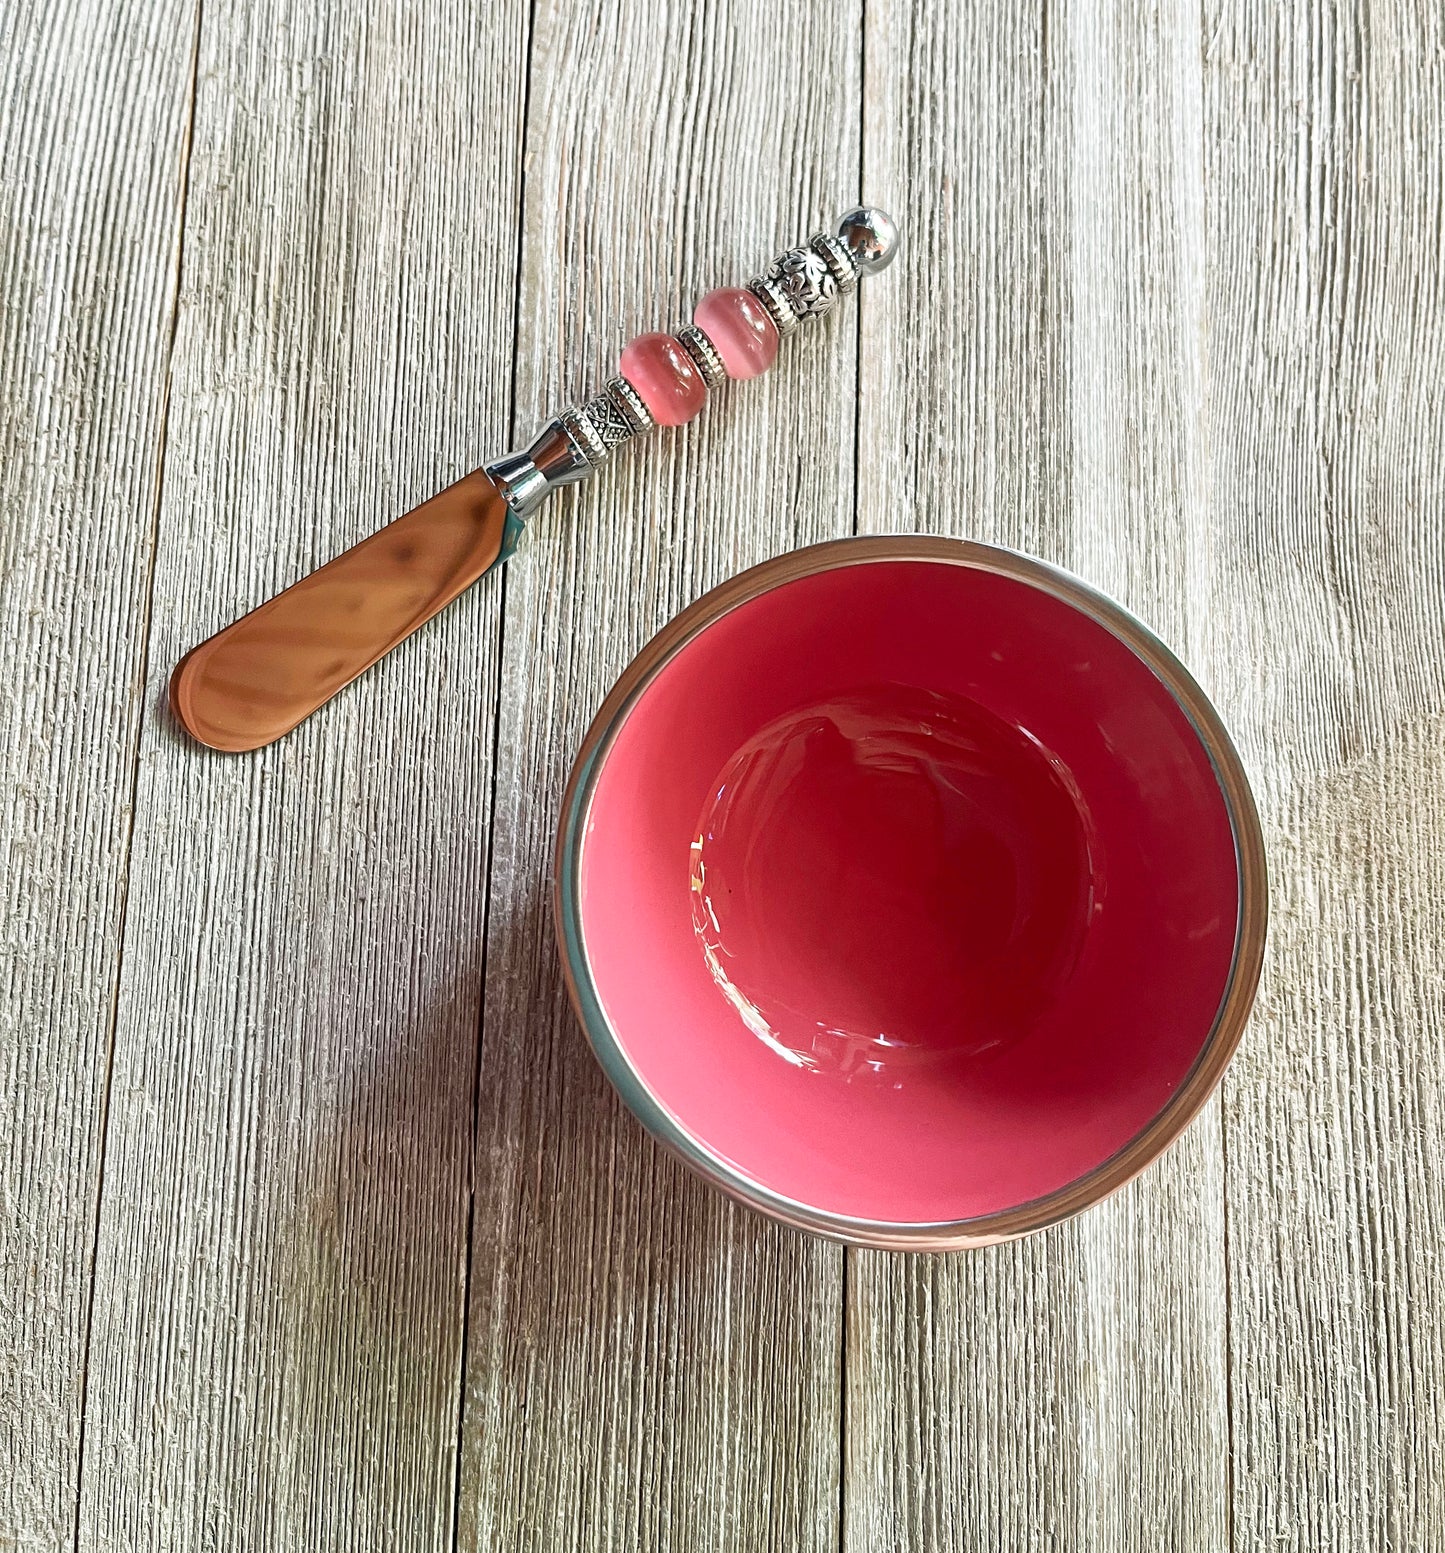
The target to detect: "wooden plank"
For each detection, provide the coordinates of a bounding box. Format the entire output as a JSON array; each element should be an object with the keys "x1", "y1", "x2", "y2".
[
  {"x1": 1203, "y1": 2, "x2": 1445, "y2": 1544},
  {"x1": 73, "y1": 1, "x2": 529, "y2": 1547},
  {"x1": 455, "y1": 3, "x2": 862, "y2": 1547},
  {"x1": 0, "y1": 3, "x2": 198, "y2": 1546},
  {"x1": 847, "y1": 3, "x2": 1231, "y2": 1547}
]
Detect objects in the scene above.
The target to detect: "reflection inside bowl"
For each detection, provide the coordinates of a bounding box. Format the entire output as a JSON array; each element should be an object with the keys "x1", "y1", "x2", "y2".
[{"x1": 690, "y1": 685, "x2": 1098, "y2": 1084}]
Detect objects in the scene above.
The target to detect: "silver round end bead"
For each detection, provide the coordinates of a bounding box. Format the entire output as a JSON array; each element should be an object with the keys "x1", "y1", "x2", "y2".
[
  {"x1": 676, "y1": 324, "x2": 727, "y2": 389},
  {"x1": 747, "y1": 275, "x2": 798, "y2": 339},
  {"x1": 835, "y1": 206, "x2": 899, "y2": 275},
  {"x1": 767, "y1": 246, "x2": 838, "y2": 321},
  {"x1": 811, "y1": 231, "x2": 858, "y2": 294},
  {"x1": 607, "y1": 376, "x2": 654, "y2": 435}
]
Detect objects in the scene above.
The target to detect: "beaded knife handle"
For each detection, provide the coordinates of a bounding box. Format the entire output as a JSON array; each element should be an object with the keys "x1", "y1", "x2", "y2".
[{"x1": 170, "y1": 207, "x2": 899, "y2": 752}]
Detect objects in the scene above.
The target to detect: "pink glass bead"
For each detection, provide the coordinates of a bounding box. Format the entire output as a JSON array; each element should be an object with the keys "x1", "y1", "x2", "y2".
[
  {"x1": 619, "y1": 332, "x2": 707, "y2": 426},
  {"x1": 695, "y1": 287, "x2": 780, "y2": 381}
]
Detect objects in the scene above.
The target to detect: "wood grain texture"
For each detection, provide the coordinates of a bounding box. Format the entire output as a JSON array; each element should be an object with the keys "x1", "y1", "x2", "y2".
[
  {"x1": 0, "y1": 3, "x2": 197, "y2": 1546},
  {"x1": 1203, "y1": 2, "x2": 1445, "y2": 1545},
  {"x1": 848, "y1": 3, "x2": 1230, "y2": 1548},
  {"x1": 5, "y1": 0, "x2": 1445, "y2": 1548},
  {"x1": 72, "y1": 1, "x2": 528, "y2": 1547},
  {"x1": 454, "y1": 3, "x2": 861, "y2": 1548}
]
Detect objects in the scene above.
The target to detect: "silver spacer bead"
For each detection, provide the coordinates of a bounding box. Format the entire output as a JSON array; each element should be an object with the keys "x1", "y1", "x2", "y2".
[
  {"x1": 676, "y1": 324, "x2": 727, "y2": 389},
  {"x1": 558, "y1": 405, "x2": 610, "y2": 468},
  {"x1": 607, "y1": 375, "x2": 654, "y2": 434},
  {"x1": 577, "y1": 388, "x2": 639, "y2": 454},
  {"x1": 747, "y1": 275, "x2": 798, "y2": 339},
  {"x1": 811, "y1": 231, "x2": 858, "y2": 294},
  {"x1": 767, "y1": 246, "x2": 838, "y2": 322}
]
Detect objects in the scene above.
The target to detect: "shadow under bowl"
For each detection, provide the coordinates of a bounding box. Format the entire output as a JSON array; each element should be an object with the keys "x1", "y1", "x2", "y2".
[{"x1": 555, "y1": 537, "x2": 1266, "y2": 1249}]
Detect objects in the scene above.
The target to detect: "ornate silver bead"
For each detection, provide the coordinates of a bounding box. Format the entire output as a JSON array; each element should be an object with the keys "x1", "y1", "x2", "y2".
[
  {"x1": 746, "y1": 275, "x2": 798, "y2": 339},
  {"x1": 607, "y1": 375, "x2": 654, "y2": 434},
  {"x1": 835, "y1": 206, "x2": 900, "y2": 275},
  {"x1": 767, "y1": 246, "x2": 838, "y2": 321},
  {"x1": 559, "y1": 405, "x2": 610, "y2": 468},
  {"x1": 811, "y1": 231, "x2": 858, "y2": 294},
  {"x1": 676, "y1": 324, "x2": 727, "y2": 388},
  {"x1": 575, "y1": 389, "x2": 638, "y2": 455}
]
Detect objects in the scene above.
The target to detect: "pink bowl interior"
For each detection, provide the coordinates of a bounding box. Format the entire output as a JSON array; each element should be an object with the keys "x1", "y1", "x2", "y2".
[{"x1": 574, "y1": 557, "x2": 1240, "y2": 1225}]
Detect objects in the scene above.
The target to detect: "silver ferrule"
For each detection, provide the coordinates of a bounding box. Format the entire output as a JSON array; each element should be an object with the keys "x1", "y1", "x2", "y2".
[{"x1": 484, "y1": 417, "x2": 594, "y2": 522}]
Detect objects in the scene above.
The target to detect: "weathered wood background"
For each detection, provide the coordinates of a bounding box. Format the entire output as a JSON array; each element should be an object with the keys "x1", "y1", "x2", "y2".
[{"x1": 3, "y1": 0, "x2": 1443, "y2": 1547}]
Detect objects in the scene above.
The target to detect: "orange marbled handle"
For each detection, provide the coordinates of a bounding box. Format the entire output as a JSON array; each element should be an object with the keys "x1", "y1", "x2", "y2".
[{"x1": 170, "y1": 470, "x2": 515, "y2": 753}]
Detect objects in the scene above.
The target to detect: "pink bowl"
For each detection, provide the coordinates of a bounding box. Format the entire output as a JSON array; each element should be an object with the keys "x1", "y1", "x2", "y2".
[{"x1": 555, "y1": 538, "x2": 1266, "y2": 1248}]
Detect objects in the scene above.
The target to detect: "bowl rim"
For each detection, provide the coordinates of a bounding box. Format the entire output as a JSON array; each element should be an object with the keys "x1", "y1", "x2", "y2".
[{"x1": 553, "y1": 535, "x2": 1268, "y2": 1250}]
